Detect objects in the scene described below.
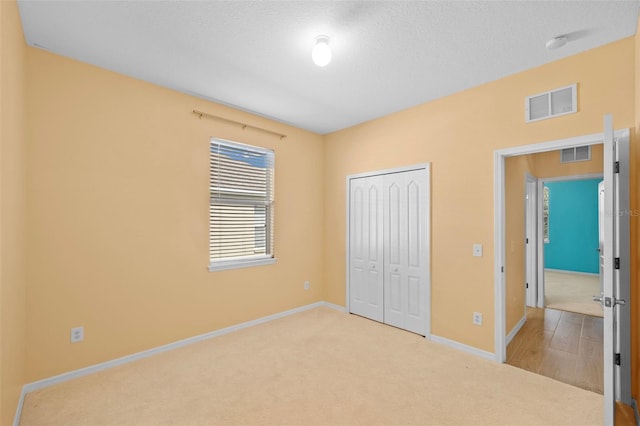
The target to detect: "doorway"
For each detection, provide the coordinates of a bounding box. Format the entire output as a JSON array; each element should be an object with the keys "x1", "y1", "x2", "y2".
[
  {"x1": 494, "y1": 125, "x2": 631, "y2": 423},
  {"x1": 536, "y1": 174, "x2": 604, "y2": 317},
  {"x1": 513, "y1": 158, "x2": 605, "y2": 392}
]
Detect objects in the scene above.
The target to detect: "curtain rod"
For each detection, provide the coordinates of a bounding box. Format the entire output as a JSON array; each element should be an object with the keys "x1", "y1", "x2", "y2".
[{"x1": 192, "y1": 110, "x2": 287, "y2": 140}]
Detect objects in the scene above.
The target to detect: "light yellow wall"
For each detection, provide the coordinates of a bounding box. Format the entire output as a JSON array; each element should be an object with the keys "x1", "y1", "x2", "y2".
[
  {"x1": 324, "y1": 37, "x2": 636, "y2": 353},
  {"x1": 504, "y1": 155, "x2": 534, "y2": 334},
  {"x1": 25, "y1": 48, "x2": 325, "y2": 382},
  {"x1": 0, "y1": 1, "x2": 27, "y2": 424}
]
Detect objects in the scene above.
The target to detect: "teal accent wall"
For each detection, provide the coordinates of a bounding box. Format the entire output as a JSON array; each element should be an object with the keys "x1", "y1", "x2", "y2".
[{"x1": 544, "y1": 178, "x2": 601, "y2": 274}]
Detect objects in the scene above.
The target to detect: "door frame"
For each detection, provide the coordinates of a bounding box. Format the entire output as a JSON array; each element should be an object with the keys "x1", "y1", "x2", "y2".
[
  {"x1": 524, "y1": 173, "x2": 538, "y2": 308},
  {"x1": 535, "y1": 173, "x2": 603, "y2": 308},
  {"x1": 345, "y1": 163, "x2": 432, "y2": 337},
  {"x1": 493, "y1": 128, "x2": 629, "y2": 362}
]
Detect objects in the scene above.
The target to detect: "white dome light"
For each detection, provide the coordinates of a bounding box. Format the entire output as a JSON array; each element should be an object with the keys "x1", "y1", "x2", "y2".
[{"x1": 312, "y1": 35, "x2": 331, "y2": 67}]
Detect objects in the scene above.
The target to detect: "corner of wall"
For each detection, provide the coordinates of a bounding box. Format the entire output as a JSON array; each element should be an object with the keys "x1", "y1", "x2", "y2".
[{"x1": 0, "y1": 1, "x2": 28, "y2": 424}]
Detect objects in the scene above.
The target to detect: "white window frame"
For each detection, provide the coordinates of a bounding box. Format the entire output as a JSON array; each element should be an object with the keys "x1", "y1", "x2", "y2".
[{"x1": 209, "y1": 138, "x2": 276, "y2": 272}]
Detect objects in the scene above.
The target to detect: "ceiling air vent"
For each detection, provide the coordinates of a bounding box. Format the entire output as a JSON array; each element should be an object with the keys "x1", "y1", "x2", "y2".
[
  {"x1": 525, "y1": 84, "x2": 577, "y2": 122},
  {"x1": 560, "y1": 145, "x2": 591, "y2": 163}
]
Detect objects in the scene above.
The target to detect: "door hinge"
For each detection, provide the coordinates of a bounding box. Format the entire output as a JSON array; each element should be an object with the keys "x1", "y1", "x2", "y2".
[
  {"x1": 526, "y1": 238, "x2": 529, "y2": 244},
  {"x1": 526, "y1": 283, "x2": 529, "y2": 289},
  {"x1": 615, "y1": 258, "x2": 620, "y2": 270},
  {"x1": 614, "y1": 161, "x2": 620, "y2": 173},
  {"x1": 615, "y1": 353, "x2": 621, "y2": 366},
  {"x1": 501, "y1": 266, "x2": 504, "y2": 273}
]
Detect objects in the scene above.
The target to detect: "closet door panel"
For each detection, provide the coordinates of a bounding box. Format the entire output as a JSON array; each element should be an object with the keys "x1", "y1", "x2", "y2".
[
  {"x1": 349, "y1": 166, "x2": 429, "y2": 336},
  {"x1": 349, "y1": 176, "x2": 384, "y2": 322},
  {"x1": 404, "y1": 171, "x2": 429, "y2": 335},
  {"x1": 384, "y1": 170, "x2": 428, "y2": 335},
  {"x1": 384, "y1": 177, "x2": 405, "y2": 329}
]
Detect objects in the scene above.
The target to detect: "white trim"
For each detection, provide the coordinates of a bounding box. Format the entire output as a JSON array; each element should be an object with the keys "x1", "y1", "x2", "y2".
[
  {"x1": 346, "y1": 163, "x2": 431, "y2": 180},
  {"x1": 632, "y1": 399, "x2": 639, "y2": 425},
  {"x1": 541, "y1": 172, "x2": 603, "y2": 183},
  {"x1": 494, "y1": 128, "x2": 629, "y2": 365},
  {"x1": 537, "y1": 179, "x2": 546, "y2": 307},
  {"x1": 496, "y1": 130, "x2": 624, "y2": 158},
  {"x1": 544, "y1": 268, "x2": 599, "y2": 277},
  {"x1": 525, "y1": 173, "x2": 538, "y2": 308},
  {"x1": 430, "y1": 334, "x2": 497, "y2": 362},
  {"x1": 323, "y1": 302, "x2": 346, "y2": 312},
  {"x1": 494, "y1": 150, "x2": 506, "y2": 362},
  {"x1": 208, "y1": 257, "x2": 276, "y2": 272},
  {"x1": 13, "y1": 389, "x2": 26, "y2": 426},
  {"x1": 13, "y1": 301, "x2": 331, "y2": 425},
  {"x1": 506, "y1": 315, "x2": 526, "y2": 346},
  {"x1": 345, "y1": 176, "x2": 351, "y2": 314}
]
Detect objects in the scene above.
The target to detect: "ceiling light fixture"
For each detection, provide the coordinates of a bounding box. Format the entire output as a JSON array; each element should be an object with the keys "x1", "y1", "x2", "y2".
[
  {"x1": 312, "y1": 35, "x2": 331, "y2": 67},
  {"x1": 546, "y1": 35, "x2": 568, "y2": 50}
]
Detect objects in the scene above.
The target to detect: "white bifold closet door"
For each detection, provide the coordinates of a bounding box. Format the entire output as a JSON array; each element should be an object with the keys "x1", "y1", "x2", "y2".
[{"x1": 348, "y1": 167, "x2": 429, "y2": 336}]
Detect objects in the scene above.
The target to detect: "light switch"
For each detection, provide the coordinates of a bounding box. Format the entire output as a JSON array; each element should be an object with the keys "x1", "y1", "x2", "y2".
[{"x1": 473, "y1": 243, "x2": 483, "y2": 257}]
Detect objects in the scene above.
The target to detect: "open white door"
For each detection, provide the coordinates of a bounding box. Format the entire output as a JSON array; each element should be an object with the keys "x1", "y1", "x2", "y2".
[{"x1": 598, "y1": 115, "x2": 631, "y2": 425}]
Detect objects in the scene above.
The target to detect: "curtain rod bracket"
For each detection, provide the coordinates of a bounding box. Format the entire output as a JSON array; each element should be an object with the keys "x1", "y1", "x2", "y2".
[{"x1": 192, "y1": 109, "x2": 286, "y2": 140}]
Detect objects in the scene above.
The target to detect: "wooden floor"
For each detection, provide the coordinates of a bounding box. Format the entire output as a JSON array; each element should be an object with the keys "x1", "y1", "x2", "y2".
[{"x1": 507, "y1": 307, "x2": 603, "y2": 394}]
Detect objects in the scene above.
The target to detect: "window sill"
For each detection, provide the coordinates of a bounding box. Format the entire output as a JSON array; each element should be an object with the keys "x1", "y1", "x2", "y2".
[{"x1": 208, "y1": 257, "x2": 277, "y2": 272}]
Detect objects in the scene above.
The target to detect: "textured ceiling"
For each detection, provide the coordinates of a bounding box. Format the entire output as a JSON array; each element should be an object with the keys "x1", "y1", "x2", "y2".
[{"x1": 17, "y1": 1, "x2": 640, "y2": 134}]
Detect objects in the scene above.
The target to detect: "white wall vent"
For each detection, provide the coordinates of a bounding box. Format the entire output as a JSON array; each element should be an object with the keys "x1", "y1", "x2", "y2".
[
  {"x1": 560, "y1": 145, "x2": 591, "y2": 163},
  {"x1": 525, "y1": 84, "x2": 577, "y2": 122}
]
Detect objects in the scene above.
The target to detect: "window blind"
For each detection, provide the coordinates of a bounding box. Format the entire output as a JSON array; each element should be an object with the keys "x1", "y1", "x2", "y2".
[{"x1": 209, "y1": 139, "x2": 274, "y2": 267}]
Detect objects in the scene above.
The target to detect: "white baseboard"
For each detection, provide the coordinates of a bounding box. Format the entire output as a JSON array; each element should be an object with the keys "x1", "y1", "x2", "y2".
[
  {"x1": 632, "y1": 398, "x2": 639, "y2": 426},
  {"x1": 14, "y1": 301, "x2": 330, "y2": 426},
  {"x1": 429, "y1": 334, "x2": 497, "y2": 362},
  {"x1": 13, "y1": 387, "x2": 26, "y2": 426},
  {"x1": 323, "y1": 302, "x2": 346, "y2": 312},
  {"x1": 506, "y1": 315, "x2": 526, "y2": 346}
]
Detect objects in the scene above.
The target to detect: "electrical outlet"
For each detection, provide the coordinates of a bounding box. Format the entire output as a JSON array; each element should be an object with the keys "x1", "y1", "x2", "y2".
[
  {"x1": 70, "y1": 326, "x2": 84, "y2": 343},
  {"x1": 472, "y1": 312, "x2": 482, "y2": 326},
  {"x1": 304, "y1": 281, "x2": 310, "y2": 290}
]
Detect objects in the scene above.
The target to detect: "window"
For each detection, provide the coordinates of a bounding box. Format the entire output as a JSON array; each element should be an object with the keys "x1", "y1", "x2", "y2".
[
  {"x1": 543, "y1": 185, "x2": 550, "y2": 243},
  {"x1": 209, "y1": 138, "x2": 275, "y2": 271}
]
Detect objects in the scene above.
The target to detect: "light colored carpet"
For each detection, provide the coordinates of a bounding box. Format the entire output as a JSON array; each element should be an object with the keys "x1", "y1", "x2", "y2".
[
  {"x1": 20, "y1": 307, "x2": 602, "y2": 426},
  {"x1": 545, "y1": 270, "x2": 603, "y2": 318}
]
